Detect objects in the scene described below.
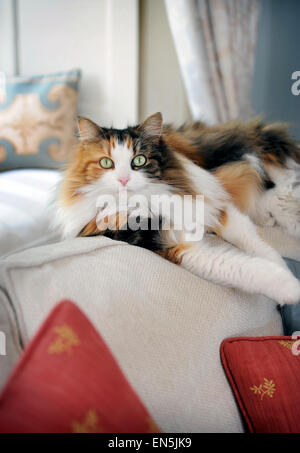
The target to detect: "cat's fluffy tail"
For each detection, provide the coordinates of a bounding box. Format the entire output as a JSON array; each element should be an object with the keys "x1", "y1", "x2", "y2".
[{"x1": 256, "y1": 121, "x2": 300, "y2": 166}]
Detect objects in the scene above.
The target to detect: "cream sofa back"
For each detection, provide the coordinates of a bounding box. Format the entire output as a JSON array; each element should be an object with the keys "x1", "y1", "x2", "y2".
[{"x1": 0, "y1": 228, "x2": 293, "y2": 432}]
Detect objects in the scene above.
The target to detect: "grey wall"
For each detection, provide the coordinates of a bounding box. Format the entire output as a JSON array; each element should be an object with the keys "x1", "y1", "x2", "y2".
[{"x1": 252, "y1": 0, "x2": 300, "y2": 140}]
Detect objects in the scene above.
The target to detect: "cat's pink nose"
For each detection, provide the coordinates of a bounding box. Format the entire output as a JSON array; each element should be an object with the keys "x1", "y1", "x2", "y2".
[{"x1": 118, "y1": 177, "x2": 129, "y2": 187}]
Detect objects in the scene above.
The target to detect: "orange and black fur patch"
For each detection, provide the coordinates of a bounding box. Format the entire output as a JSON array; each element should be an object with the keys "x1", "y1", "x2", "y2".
[
  {"x1": 177, "y1": 117, "x2": 300, "y2": 170},
  {"x1": 214, "y1": 161, "x2": 262, "y2": 213}
]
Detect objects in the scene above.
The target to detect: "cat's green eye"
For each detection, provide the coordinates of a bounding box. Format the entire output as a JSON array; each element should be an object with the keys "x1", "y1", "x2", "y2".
[
  {"x1": 132, "y1": 154, "x2": 147, "y2": 168},
  {"x1": 99, "y1": 157, "x2": 114, "y2": 169}
]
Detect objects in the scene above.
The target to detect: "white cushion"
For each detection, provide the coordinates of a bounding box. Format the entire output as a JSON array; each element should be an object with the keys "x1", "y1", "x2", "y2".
[
  {"x1": 0, "y1": 230, "x2": 287, "y2": 433},
  {"x1": 0, "y1": 169, "x2": 61, "y2": 257}
]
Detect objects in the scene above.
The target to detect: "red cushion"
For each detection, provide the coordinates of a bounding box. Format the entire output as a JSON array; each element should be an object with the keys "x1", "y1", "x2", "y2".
[
  {"x1": 220, "y1": 336, "x2": 300, "y2": 433},
  {"x1": 0, "y1": 300, "x2": 160, "y2": 433}
]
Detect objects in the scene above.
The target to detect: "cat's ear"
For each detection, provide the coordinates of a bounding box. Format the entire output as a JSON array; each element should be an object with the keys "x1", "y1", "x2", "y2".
[
  {"x1": 77, "y1": 117, "x2": 101, "y2": 141},
  {"x1": 139, "y1": 112, "x2": 163, "y2": 140}
]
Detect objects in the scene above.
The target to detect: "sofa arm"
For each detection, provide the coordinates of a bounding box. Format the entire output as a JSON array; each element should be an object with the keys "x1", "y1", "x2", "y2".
[{"x1": 0, "y1": 234, "x2": 283, "y2": 433}]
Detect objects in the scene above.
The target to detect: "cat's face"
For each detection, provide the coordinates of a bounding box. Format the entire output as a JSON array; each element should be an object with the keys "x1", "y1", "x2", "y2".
[{"x1": 75, "y1": 113, "x2": 165, "y2": 195}]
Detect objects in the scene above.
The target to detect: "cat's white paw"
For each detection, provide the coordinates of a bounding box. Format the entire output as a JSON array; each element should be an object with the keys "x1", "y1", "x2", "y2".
[
  {"x1": 267, "y1": 273, "x2": 300, "y2": 306},
  {"x1": 264, "y1": 251, "x2": 289, "y2": 271},
  {"x1": 279, "y1": 278, "x2": 300, "y2": 305}
]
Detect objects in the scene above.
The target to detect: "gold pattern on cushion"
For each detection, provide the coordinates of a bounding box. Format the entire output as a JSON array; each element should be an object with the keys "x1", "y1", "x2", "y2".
[
  {"x1": 250, "y1": 378, "x2": 276, "y2": 400},
  {"x1": 0, "y1": 85, "x2": 77, "y2": 160},
  {"x1": 71, "y1": 410, "x2": 103, "y2": 433},
  {"x1": 48, "y1": 324, "x2": 80, "y2": 355},
  {"x1": 0, "y1": 145, "x2": 6, "y2": 162},
  {"x1": 279, "y1": 340, "x2": 296, "y2": 351}
]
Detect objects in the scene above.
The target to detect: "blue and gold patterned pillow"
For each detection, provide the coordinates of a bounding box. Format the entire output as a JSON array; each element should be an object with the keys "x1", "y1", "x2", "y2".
[{"x1": 0, "y1": 69, "x2": 81, "y2": 170}]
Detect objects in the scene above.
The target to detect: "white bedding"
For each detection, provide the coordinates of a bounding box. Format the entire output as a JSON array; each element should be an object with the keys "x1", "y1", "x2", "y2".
[{"x1": 0, "y1": 169, "x2": 61, "y2": 257}]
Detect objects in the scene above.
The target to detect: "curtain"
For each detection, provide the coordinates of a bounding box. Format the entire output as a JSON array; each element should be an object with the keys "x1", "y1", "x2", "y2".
[{"x1": 165, "y1": 0, "x2": 260, "y2": 124}]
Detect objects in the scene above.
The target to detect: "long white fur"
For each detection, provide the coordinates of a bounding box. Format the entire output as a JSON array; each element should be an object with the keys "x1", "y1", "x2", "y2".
[
  {"x1": 219, "y1": 203, "x2": 288, "y2": 270},
  {"x1": 178, "y1": 155, "x2": 229, "y2": 230},
  {"x1": 178, "y1": 235, "x2": 300, "y2": 305},
  {"x1": 54, "y1": 140, "x2": 300, "y2": 305},
  {"x1": 255, "y1": 158, "x2": 300, "y2": 237},
  {"x1": 177, "y1": 157, "x2": 300, "y2": 304}
]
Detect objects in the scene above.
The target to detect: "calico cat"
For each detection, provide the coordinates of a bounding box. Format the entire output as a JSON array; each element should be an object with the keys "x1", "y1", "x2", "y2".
[{"x1": 54, "y1": 113, "x2": 300, "y2": 305}]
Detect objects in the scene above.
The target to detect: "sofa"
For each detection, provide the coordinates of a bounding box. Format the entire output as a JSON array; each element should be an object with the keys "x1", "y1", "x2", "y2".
[{"x1": 0, "y1": 210, "x2": 299, "y2": 432}]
